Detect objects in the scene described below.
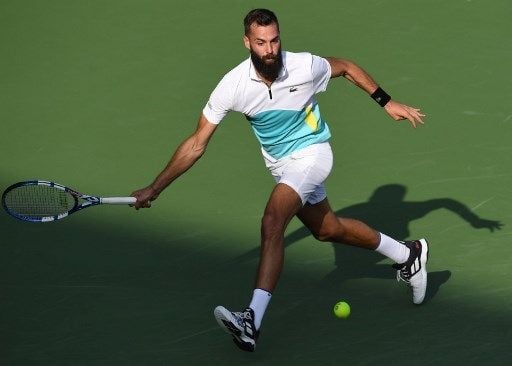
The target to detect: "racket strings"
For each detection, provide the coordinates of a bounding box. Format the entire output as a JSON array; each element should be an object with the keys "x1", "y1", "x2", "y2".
[{"x1": 3, "y1": 185, "x2": 76, "y2": 218}]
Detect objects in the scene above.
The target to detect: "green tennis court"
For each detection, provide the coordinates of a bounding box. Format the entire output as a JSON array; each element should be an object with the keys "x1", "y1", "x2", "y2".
[{"x1": 1, "y1": 0, "x2": 511, "y2": 364}]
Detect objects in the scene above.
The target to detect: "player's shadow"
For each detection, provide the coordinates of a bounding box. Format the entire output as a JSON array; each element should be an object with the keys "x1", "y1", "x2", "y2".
[
  {"x1": 289, "y1": 184, "x2": 503, "y2": 302},
  {"x1": 237, "y1": 184, "x2": 503, "y2": 303}
]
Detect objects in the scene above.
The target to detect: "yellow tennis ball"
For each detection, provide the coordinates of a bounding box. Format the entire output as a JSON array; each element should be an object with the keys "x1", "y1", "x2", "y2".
[{"x1": 333, "y1": 301, "x2": 350, "y2": 318}]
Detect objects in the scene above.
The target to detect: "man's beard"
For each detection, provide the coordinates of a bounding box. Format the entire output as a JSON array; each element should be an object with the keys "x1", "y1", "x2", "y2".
[{"x1": 250, "y1": 46, "x2": 283, "y2": 81}]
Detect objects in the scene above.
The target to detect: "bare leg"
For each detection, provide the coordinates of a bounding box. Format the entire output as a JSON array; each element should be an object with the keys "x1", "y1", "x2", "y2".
[
  {"x1": 296, "y1": 198, "x2": 380, "y2": 249},
  {"x1": 256, "y1": 183, "x2": 303, "y2": 292}
]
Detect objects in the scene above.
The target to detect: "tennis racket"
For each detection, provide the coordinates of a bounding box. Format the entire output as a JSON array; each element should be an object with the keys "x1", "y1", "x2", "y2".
[{"x1": 2, "y1": 180, "x2": 136, "y2": 223}]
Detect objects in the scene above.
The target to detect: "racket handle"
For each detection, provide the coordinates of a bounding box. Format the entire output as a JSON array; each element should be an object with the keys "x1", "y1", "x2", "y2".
[{"x1": 101, "y1": 197, "x2": 137, "y2": 205}]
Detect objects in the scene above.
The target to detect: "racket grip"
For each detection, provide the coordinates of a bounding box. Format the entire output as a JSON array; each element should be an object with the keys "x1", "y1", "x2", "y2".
[{"x1": 101, "y1": 197, "x2": 137, "y2": 205}]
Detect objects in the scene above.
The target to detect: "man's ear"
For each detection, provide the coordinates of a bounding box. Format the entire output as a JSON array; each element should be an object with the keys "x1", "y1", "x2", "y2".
[{"x1": 243, "y1": 35, "x2": 250, "y2": 50}]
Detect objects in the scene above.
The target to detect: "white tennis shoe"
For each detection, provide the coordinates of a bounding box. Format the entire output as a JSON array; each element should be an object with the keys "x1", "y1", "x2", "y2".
[
  {"x1": 393, "y1": 238, "x2": 429, "y2": 304},
  {"x1": 214, "y1": 306, "x2": 259, "y2": 352}
]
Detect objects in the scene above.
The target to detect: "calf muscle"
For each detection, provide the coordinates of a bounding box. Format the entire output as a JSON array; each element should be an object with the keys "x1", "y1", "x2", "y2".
[{"x1": 297, "y1": 199, "x2": 379, "y2": 249}]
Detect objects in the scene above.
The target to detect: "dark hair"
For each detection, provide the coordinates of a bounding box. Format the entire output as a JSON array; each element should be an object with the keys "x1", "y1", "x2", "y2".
[{"x1": 243, "y1": 8, "x2": 279, "y2": 35}]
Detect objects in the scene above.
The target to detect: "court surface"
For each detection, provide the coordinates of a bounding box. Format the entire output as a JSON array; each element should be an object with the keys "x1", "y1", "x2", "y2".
[{"x1": 1, "y1": 1, "x2": 511, "y2": 364}]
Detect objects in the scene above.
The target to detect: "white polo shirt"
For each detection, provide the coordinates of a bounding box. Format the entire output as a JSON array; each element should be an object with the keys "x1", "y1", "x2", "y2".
[{"x1": 202, "y1": 51, "x2": 332, "y2": 159}]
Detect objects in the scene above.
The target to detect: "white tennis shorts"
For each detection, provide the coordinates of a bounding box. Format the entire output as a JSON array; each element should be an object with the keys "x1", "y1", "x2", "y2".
[{"x1": 262, "y1": 142, "x2": 333, "y2": 205}]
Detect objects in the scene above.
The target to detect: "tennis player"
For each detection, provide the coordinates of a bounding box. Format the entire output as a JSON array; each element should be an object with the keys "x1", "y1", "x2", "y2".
[{"x1": 131, "y1": 8, "x2": 427, "y2": 352}]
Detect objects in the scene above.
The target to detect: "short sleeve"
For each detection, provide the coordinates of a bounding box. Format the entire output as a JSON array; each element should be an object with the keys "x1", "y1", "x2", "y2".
[
  {"x1": 311, "y1": 55, "x2": 331, "y2": 94},
  {"x1": 202, "y1": 74, "x2": 235, "y2": 125}
]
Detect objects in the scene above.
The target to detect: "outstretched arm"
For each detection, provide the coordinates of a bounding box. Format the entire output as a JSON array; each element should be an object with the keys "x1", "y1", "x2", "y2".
[
  {"x1": 131, "y1": 114, "x2": 218, "y2": 209},
  {"x1": 325, "y1": 57, "x2": 425, "y2": 128},
  {"x1": 429, "y1": 198, "x2": 503, "y2": 232}
]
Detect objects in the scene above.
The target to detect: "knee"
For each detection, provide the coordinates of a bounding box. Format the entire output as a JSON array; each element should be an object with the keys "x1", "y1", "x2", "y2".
[
  {"x1": 314, "y1": 229, "x2": 335, "y2": 242},
  {"x1": 313, "y1": 223, "x2": 344, "y2": 243}
]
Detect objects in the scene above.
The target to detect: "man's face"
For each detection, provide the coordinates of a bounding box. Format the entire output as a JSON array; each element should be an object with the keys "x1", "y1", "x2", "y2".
[{"x1": 244, "y1": 23, "x2": 282, "y2": 81}]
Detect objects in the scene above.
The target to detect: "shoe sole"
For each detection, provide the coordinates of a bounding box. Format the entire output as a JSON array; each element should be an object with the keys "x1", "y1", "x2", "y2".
[
  {"x1": 214, "y1": 306, "x2": 256, "y2": 351},
  {"x1": 413, "y1": 238, "x2": 429, "y2": 305}
]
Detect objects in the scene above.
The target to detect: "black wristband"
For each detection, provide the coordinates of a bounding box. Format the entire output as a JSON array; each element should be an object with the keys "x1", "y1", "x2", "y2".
[{"x1": 370, "y1": 87, "x2": 391, "y2": 107}]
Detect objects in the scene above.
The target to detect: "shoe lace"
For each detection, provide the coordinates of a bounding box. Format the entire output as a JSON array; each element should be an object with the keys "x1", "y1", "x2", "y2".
[
  {"x1": 232, "y1": 310, "x2": 255, "y2": 329},
  {"x1": 241, "y1": 310, "x2": 253, "y2": 320},
  {"x1": 392, "y1": 240, "x2": 422, "y2": 284},
  {"x1": 393, "y1": 262, "x2": 411, "y2": 283}
]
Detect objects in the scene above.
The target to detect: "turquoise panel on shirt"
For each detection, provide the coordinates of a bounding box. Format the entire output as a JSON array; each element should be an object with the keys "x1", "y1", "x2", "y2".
[{"x1": 247, "y1": 102, "x2": 331, "y2": 159}]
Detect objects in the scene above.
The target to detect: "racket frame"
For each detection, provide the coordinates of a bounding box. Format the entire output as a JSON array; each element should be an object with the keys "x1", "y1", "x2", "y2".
[{"x1": 2, "y1": 180, "x2": 135, "y2": 223}]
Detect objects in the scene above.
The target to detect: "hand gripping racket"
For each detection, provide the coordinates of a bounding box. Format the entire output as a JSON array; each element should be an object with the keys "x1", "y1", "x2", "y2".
[{"x1": 2, "y1": 180, "x2": 136, "y2": 223}]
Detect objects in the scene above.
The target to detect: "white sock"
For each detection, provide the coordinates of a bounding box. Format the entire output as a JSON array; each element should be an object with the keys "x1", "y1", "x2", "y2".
[
  {"x1": 375, "y1": 232, "x2": 410, "y2": 264},
  {"x1": 249, "y1": 288, "x2": 272, "y2": 330}
]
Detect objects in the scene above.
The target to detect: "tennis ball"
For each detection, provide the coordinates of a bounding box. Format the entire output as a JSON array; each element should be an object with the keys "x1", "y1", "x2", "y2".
[{"x1": 333, "y1": 301, "x2": 350, "y2": 319}]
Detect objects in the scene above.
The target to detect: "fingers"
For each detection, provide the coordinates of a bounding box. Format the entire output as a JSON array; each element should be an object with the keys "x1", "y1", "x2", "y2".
[
  {"x1": 131, "y1": 199, "x2": 151, "y2": 210},
  {"x1": 392, "y1": 104, "x2": 426, "y2": 128},
  {"x1": 411, "y1": 108, "x2": 425, "y2": 124},
  {"x1": 139, "y1": 200, "x2": 152, "y2": 209},
  {"x1": 406, "y1": 108, "x2": 425, "y2": 128},
  {"x1": 130, "y1": 188, "x2": 156, "y2": 210},
  {"x1": 133, "y1": 197, "x2": 153, "y2": 210}
]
